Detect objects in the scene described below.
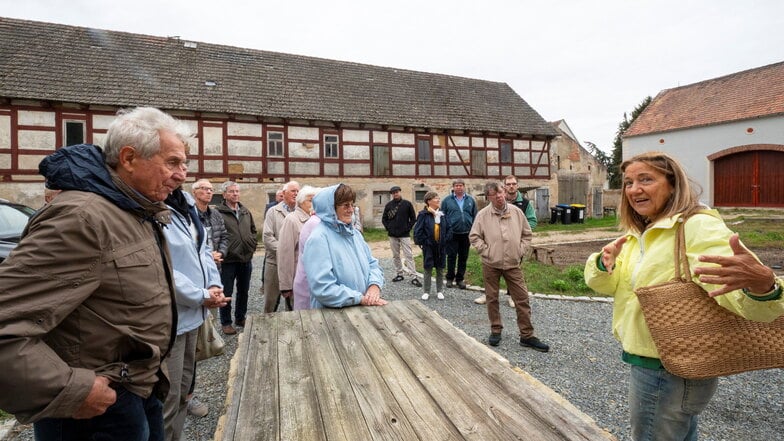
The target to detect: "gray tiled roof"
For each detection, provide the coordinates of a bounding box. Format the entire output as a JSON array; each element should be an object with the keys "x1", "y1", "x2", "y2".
[{"x1": 0, "y1": 17, "x2": 557, "y2": 137}]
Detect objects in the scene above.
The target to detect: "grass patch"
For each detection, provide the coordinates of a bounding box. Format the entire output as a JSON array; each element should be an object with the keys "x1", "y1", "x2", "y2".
[
  {"x1": 726, "y1": 219, "x2": 784, "y2": 248},
  {"x1": 415, "y1": 249, "x2": 603, "y2": 297}
]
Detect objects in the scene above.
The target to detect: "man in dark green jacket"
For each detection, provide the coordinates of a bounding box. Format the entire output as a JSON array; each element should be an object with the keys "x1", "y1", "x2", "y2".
[{"x1": 216, "y1": 181, "x2": 257, "y2": 335}]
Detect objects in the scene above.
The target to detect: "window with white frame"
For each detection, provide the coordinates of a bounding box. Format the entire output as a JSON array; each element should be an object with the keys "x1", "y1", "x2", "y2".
[
  {"x1": 64, "y1": 121, "x2": 85, "y2": 146},
  {"x1": 324, "y1": 134, "x2": 339, "y2": 158},
  {"x1": 267, "y1": 131, "x2": 284, "y2": 157}
]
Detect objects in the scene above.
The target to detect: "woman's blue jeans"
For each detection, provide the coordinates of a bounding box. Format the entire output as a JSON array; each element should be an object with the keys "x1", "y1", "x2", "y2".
[
  {"x1": 33, "y1": 387, "x2": 164, "y2": 441},
  {"x1": 629, "y1": 365, "x2": 718, "y2": 441}
]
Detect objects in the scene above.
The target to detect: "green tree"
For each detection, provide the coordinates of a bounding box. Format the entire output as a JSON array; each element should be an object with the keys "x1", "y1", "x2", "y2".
[{"x1": 608, "y1": 96, "x2": 652, "y2": 188}]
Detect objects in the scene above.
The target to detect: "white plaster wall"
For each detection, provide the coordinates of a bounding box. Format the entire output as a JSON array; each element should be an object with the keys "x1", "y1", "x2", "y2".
[
  {"x1": 289, "y1": 161, "x2": 319, "y2": 175},
  {"x1": 417, "y1": 164, "x2": 431, "y2": 176},
  {"x1": 18, "y1": 110, "x2": 54, "y2": 126},
  {"x1": 344, "y1": 163, "x2": 370, "y2": 176},
  {"x1": 19, "y1": 130, "x2": 56, "y2": 150},
  {"x1": 92, "y1": 114, "x2": 115, "y2": 130},
  {"x1": 343, "y1": 129, "x2": 369, "y2": 143},
  {"x1": 238, "y1": 160, "x2": 262, "y2": 174},
  {"x1": 0, "y1": 115, "x2": 10, "y2": 149},
  {"x1": 227, "y1": 122, "x2": 262, "y2": 137},
  {"x1": 203, "y1": 160, "x2": 224, "y2": 173},
  {"x1": 288, "y1": 143, "x2": 319, "y2": 159},
  {"x1": 372, "y1": 131, "x2": 388, "y2": 143},
  {"x1": 203, "y1": 127, "x2": 224, "y2": 155},
  {"x1": 324, "y1": 163, "x2": 339, "y2": 175},
  {"x1": 18, "y1": 154, "x2": 47, "y2": 170},
  {"x1": 450, "y1": 136, "x2": 470, "y2": 147},
  {"x1": 344, "y1": 145, "x2": 369, "y2": 160},
  {"x1": 0, "y1": 153, "x2": 9, "y2": 169},
  {"x1": 471, "y1": 136, "x2": 484, "y2": 147},
  {"x1": 486, "y1": 138, "x2": 498, "y2": 148},
  {"x1": 228, "y1": 139, "x2": 262, "y2": 157},
  {"x1": 267, "y1": 160, "x2": 285, "y2": 175},
  {"x1": 392, "y1": 147, "x2": 415, "y2": 161},
  {"x1": 391, "y1": 133, "x2": 414, "y2": 145},
  {"x1": 93, "y1": 133, "x2": 107, "y2": 147},
  {"x1": 288, "y1": 126, "x2": 319, "y2": 140},
  {"x1": 623, "y1": 115, "x2": 784, "y2": 206}
]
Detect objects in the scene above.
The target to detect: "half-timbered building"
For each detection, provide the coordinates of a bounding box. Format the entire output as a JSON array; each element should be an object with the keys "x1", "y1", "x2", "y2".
[{"x1": 0, "y1": 17, "x2": 560, "y2": 225}]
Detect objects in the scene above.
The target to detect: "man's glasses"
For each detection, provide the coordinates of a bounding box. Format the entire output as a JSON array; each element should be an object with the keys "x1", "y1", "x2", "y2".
[{"x1": 195, "y1": 187, "x2": 214, "y2": 192}]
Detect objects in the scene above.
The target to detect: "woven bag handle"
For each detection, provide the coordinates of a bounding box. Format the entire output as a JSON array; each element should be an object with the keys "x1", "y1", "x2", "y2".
[{"x1": 674, "y1": 217, "x2": 691, "y2": 282}]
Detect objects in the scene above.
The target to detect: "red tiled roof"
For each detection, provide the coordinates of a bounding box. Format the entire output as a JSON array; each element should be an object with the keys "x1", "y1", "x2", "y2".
[{"x1": 625, "y1": 61, "x2": 784, "y2": 137}]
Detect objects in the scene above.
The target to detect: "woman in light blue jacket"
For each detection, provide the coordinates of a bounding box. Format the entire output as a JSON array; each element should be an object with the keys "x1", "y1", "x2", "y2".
[
  {"x1": 302, "y1": 184, "x2": 387, "y2": 309},
  {"x1": 162, "y1": 188, "x2": 228, "y2": 439}
]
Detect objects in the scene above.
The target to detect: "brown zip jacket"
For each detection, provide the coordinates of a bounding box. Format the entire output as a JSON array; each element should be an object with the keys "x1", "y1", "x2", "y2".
[{"x1": 0, "y1": 191, "x2": 176, "y2": 423}]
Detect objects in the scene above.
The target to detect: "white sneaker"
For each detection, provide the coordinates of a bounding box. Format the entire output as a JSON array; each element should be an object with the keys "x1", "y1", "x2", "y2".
[
  {"x1": 421, "y1": 293, "x2": 429, "y2": 300},
  {"x1": 507, "y1": 296, "x2": 516, "y2": 308},
  {"x1": 474, "y1": 294, "x2": 487, "y2": 304},
  {"x1": 437, "y1": 292, "x2": 444, "y2": 300}
]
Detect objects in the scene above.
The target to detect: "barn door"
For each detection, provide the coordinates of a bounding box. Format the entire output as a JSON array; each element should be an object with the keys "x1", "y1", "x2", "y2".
[{"x1": 714, "y1": 150, "x2": 784, "y2": 207}]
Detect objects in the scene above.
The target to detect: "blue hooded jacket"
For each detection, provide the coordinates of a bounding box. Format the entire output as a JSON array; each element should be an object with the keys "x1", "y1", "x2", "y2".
[
  {"x1": 39, "y1": 144, "x2": 152, "y2": 217},
  {"x1": 302, "y1": 184, "x2": 384, "y2": 309}
]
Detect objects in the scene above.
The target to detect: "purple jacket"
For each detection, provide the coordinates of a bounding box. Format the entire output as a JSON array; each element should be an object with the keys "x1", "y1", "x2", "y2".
[{"x1": 293, "y1": 215, "x2": 321, "y2": 310}]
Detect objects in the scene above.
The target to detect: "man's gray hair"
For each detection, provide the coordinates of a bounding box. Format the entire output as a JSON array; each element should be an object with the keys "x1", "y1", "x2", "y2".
[
  {"x1": 221, "y1": 181, "x2": 239, "y2": 193},
  {"x1": 283, "y1": 180, "x2": 300, "y2": 192},
  {"x1": 191, "y1": 179, "x2": 212, "y2": 192},
  {"x1": 103, "y1": 107, "x2": 193, "y2": 167},
  {"x1": 484, "y1": 181, "x2": 504, "y2": 197},
  {"x1": 296, "y1": 186, "x2": 321, "y2": 206}
]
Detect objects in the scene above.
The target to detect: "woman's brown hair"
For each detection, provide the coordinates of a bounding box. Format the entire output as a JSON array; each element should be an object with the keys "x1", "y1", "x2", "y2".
[{"x1": 333, "y1": 183, "x2": 356, "y2": 209}]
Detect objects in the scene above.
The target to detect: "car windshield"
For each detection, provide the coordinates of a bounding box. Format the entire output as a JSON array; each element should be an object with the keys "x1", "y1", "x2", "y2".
[{"x1": 0, "y1": 204, "x2": 34, "y2": 240}]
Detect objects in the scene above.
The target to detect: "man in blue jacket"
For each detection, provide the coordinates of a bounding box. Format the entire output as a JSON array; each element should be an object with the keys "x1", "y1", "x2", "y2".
[{"x1": 440, "y1": 179, "x2": 478, "y2": 289}]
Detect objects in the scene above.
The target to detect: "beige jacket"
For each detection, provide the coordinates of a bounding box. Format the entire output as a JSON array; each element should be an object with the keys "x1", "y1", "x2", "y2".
[
  {"x1": 469, "y1": 203, "x2": 532, "y2": 269},
  {"x1": 262, "y1": 202, "x2": 294, "y2": 265},
  {"x1": 277, "y1": 207, "x2": 310, "y2": 291},
  {"x1": 0, "y1": 191, "x2": 175, "y2": 423}
]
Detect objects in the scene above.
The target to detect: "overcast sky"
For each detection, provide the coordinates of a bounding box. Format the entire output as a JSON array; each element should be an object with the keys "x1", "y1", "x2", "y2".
[{"x1": 2, "y1": 0, "x2": 783, "y2": 152}]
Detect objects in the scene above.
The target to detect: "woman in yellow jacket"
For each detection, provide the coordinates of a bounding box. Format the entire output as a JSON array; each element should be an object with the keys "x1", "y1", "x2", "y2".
[{"x1": 585, "y1": 152, "x2": 783, "y2": 441}]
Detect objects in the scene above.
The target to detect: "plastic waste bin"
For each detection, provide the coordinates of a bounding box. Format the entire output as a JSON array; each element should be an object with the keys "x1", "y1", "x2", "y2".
[
  {"x1": 570, "y1": 204, "x2": 586, "y2": 223},
  {"x1": 550, "y1": 207, "x2": 561, "y2": 224},
  {"x1": 556, "y1": 204, "x2": 572, "y2": 224}
]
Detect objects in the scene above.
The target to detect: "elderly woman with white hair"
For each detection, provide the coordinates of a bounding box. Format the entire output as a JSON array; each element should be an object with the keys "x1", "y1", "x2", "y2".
[{"x1": 277, "y1": 186, "x2": 320, "y2": 305}]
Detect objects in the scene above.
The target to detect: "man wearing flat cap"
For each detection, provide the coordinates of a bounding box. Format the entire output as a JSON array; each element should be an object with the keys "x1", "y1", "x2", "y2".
[{"x1": 382, "y1": 185, "x2": 420, "y2": 286}]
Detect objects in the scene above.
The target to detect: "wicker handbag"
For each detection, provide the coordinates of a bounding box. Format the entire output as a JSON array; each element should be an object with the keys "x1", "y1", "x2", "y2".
[{"x1": 635, "y1": 220, "x2": 784, "y2": 379}]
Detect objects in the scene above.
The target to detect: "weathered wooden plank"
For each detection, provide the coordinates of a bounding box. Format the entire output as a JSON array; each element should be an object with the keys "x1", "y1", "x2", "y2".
[
  {"x1": 341, "y1": 306, "x2": 466, "y2": 440},
  {"x1": 367, "y1": 302, "x2": 520, "y2": 440},
  {"x1": 398, "y1": 301, "x2": 614, "y2": 440},
  {"x1": 277, "y1": 311, "x2": 327, "y2": 441},
  {"x1": 233, "y1": 313, "x2": 280, "y2": 440},
  {"x1": 216, "y1": 316, "x2": 254, "y2": 441},
  {"x1": 325, "y1": 307, "x2": 423, "y2": 440},
  {"x1": 300, "y1": 309, "x2": 374, "y2": 439}
]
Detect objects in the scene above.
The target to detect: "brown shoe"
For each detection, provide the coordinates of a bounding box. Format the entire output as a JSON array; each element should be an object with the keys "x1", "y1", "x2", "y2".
[{"x1": 222, "y1": 325, "x2": 237, "y2": 335}]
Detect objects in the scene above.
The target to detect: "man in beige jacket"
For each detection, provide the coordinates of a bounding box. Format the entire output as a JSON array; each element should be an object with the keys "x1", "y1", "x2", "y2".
[{"x1": 469, "y1": 181, "x2": 549, "y2": 352}]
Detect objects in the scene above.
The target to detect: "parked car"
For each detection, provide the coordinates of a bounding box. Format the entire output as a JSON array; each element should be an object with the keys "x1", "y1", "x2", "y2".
[{"x1": 0, "y1": 199, "x2": 35, "y2": 263}]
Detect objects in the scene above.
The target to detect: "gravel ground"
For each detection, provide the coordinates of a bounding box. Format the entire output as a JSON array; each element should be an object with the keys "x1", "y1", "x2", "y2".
[{"x1": 6, "y1": 252, "x2": 783, "y2": 441}]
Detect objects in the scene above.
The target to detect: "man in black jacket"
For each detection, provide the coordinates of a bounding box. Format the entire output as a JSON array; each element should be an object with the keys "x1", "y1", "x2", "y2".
[{"x1": 382, "y1": 186, "x2": 421, "y2": 286}]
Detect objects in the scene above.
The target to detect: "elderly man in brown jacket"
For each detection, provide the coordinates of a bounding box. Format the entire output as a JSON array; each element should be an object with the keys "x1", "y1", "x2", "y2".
[
  {"x1": 469, "y1": 181, "x2": 549, "y2": 352},
  {"x1": 0, "y1": 107, "x2": 187, "y2": 441}
]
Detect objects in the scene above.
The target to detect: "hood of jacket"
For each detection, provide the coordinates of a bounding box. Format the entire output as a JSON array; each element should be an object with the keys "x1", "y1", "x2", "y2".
[
  {"x1": 39, "y1": 144, "x2": 146, "y2": 215},
  {"x1": 312, "y1": 183, "x2": 355, "y2": 237}
]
